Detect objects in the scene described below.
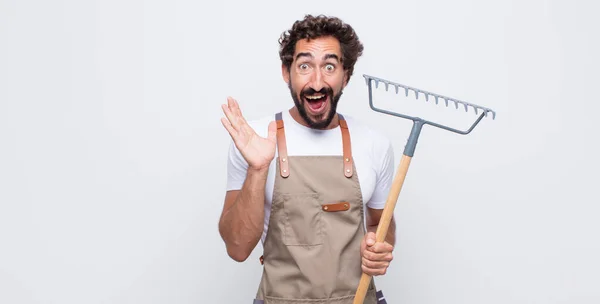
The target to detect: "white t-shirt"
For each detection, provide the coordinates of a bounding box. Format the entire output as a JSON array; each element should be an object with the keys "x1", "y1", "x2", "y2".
[{"x1": 226, "y1": 110, "x2": 395, "y2": 243}]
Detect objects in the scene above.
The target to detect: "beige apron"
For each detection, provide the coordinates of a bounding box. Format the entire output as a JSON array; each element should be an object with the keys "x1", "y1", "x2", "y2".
[{"x1": 252, "y1": 112, "x2": 387, "y2": 304}]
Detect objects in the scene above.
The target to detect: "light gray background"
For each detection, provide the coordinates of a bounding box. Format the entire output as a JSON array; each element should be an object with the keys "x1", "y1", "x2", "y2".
[{"x1": 1, "y1": 0, "x2": 599, "y2": 303}]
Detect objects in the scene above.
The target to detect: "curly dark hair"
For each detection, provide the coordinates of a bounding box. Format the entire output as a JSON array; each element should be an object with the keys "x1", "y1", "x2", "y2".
[{"x1": 278, "y1": 14, "x2": 364, "y2": 82}]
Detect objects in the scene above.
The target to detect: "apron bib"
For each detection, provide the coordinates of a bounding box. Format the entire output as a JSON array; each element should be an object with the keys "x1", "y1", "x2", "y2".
[{"x1": 252, "y1": 112, "x2": 387, "y2": 304}]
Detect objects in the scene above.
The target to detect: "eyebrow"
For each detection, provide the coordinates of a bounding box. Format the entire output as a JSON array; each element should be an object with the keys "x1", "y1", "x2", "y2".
[
  {"x1": 295, "y1": 52, "x2": 341, "y2": 62},
  {"x1": 323, "y1": 54, "x2": 340, "y2": 62}
]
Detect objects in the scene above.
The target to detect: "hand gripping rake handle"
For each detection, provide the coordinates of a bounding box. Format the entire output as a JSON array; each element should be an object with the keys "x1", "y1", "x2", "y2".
[{"x1": 353, "y1": 75, "x2": 496, "y2": 304}]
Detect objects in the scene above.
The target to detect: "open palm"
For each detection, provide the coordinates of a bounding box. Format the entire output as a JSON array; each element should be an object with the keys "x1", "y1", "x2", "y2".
[{"x1": 221, "y1": 97, "x2": 277, "y2": 171}]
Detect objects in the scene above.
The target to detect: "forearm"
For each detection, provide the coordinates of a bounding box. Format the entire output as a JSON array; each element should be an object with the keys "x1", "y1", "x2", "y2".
[
  {"x1": 219, "y1": 168, "x2": 268, "y2": 261},
  {"x1": 367, "y1": 215, "x2": 396, "y2": 246}
]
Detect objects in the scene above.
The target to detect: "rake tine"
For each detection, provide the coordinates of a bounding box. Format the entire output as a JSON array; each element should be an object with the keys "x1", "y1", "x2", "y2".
[{"x1": 362, "y1": 74, "x2": 497, "y2": 121}]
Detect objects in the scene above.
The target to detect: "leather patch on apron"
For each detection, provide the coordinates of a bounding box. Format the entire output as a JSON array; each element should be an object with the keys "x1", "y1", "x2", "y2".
[{"x1": 322, "y1": 202, "x2": 350, "y2": 212}]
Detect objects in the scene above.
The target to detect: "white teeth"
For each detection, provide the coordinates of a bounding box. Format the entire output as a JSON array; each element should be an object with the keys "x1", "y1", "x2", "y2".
[{"x1": 306, "y1": 95, "x2": 325, "y2": 100}]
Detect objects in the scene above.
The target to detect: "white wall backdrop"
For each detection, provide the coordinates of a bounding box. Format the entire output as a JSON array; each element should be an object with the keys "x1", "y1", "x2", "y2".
[{"x1": 1, "y1": 0, "x2": 599, "y2": 303}]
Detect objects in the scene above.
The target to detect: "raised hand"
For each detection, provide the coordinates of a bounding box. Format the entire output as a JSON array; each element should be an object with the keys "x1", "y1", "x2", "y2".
[{"x1": 221, "y1": 96, "x2": 277, "y2": 171}]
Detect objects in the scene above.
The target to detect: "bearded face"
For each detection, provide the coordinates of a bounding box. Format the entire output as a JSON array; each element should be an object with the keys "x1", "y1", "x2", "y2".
[
  {"x1": 283, "y1": 36, "x2": 347, "y2": 130},
  {"x1": 288, "y1": 80, "x2": 343, "y2": 129}
]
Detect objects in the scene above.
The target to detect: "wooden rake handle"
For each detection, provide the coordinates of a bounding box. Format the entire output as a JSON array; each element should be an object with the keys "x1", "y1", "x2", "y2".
[{"x1": 352, "y1": 154, "x2": 413, "y2": 304}]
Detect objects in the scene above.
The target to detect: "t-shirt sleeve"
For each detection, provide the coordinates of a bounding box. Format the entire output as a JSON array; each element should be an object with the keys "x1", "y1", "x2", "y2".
[
  {"x1": 226, "y1": 138, "x2": 248, "y2": 191},
  {"x1": 366, "y1": 137, "x2": 395, "y2": 209}
]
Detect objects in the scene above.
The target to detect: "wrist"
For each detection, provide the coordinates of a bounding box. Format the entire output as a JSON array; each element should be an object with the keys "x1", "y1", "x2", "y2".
[{"x1": 247, "y1": 165, "x2": 270, "y2": 176}]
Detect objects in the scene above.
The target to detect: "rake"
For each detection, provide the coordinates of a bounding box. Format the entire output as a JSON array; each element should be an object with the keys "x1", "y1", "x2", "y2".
[{"x1": 353, "y1": 74, "x2": 496, "y2": 304}]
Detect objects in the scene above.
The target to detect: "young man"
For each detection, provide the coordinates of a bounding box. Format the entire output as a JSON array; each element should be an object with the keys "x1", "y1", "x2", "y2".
[{"x1": 219, "y1": 14, "x2": 395, "y2": 304}]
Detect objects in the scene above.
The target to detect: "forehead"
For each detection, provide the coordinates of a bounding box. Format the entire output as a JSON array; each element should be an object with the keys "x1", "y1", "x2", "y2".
[{"x1": 293, "y1": 36, "x2": 342, "y2": 60}]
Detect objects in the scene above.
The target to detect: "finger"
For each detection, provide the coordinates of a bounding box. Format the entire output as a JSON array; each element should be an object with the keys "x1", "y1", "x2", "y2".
[
  {"x1": 233, "y1": 99, "x2": 253, "y2": 132},
  {"x1": 267, "y1": 120, "x2": 277, "y2": 143},
  {"x1": 230, "y1": 97, "x2": 243, "y2": 116},
  {"x1": 363, "y1": 249, "x2": 393, "y2": 262},
  {"x1": 228, "y1": 97, "x2": 252, "y2": 132},
  {"x1": 361, "y1": 264, "x2": 388, "y2": 276},
  {"x1": 220, "y1": 117, "x2": 237, "y2": 138},
  {"x1": 365, "y1": 232, "x2": 376, "y2": 247},
  {"x1": 367, "y1": 241, "x2": 394, "y2": 254},
  {"x1": 362, "y1": 257, "x2": 390, "y2": 269},
  {"x1": 221, "y1": 103, "x2": 239, "y2": 131},
  {"x1": 227, "y1": 97, "x2": 244, "y2": 122}
]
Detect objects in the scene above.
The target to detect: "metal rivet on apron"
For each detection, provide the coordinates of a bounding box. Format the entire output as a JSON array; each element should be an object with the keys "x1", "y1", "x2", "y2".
[
  {"x1": 283, "y1": 169, "x2": 287, "y2": 173},
  {"x1": 346, "y1": 169, "x2": 350, "y2": 173},
  {"x1": 283, "y1": 158, "x2": 286, "y2": 162},
  {"x1": 345, "y1": 158, "x2": 349, "y2": 162},
  {"x1": 323, "y1": 206, "x2": 328, "y2": 211},
  {"x1": 344, "y1": 203, "x2": 349, "y2": 208}
]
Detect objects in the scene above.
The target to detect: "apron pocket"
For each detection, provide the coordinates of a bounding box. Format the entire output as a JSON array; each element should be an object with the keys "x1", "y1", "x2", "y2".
[{"x1": 282, "y1": 193, "x2": 323, "y2": 246}]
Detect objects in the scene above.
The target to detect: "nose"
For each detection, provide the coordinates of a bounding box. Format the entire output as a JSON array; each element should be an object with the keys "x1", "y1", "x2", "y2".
[{"x1": 309, "y1": 68, "x2": 324, "y2": 92}]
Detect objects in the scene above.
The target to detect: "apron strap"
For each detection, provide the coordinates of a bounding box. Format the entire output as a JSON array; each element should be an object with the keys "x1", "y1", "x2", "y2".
[
  {"x1": 338, "y1": 114, "x2": 353, "y2": 178},
  {"x1": 275, "y1": 112, "x2": 290, "y2": 178},
  {"x1": 275, "y1": 112, "x2": 353, "y2": 178}
]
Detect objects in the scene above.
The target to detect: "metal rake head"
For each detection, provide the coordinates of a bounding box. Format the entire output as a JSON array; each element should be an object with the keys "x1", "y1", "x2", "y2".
[{"x1": 364, "y1": 74, "x2": 496, "y2": 136}]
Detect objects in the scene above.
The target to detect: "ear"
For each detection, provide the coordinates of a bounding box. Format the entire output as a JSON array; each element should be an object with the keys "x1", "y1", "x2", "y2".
[
  {"x1": 342, "y1": 71, "x2": 349, "y2": 88},
  {"x1": 282, "y1": 64, "x2": 290, "y2": 84}
]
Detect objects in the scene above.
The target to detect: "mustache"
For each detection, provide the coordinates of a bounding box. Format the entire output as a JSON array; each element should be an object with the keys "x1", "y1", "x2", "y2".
[{"x1": 301, "y1": 87, "x2": 333, "y2": 96}]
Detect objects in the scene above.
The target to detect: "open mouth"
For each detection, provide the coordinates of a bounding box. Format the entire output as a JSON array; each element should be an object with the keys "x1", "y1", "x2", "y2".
[{"x1": 303, "y1": 93, "x2": 328, "y2": 114}]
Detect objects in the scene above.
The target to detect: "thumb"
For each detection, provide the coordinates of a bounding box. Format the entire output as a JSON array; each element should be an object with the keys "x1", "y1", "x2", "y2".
[
  {"x1": 267, "y1": 120, "x2": 277, "y2": 142},
  {"x1": 366, "y1": 232, "x2": 376, "y2": 246}
]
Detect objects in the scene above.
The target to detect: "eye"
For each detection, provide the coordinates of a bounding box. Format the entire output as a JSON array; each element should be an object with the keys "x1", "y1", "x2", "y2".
[
  {"x1": 325, "y1": 64, "x2": 335, "y2": 71},
  {"x1": 299, "y1": 63, "x2": 309, "y2": 70}
]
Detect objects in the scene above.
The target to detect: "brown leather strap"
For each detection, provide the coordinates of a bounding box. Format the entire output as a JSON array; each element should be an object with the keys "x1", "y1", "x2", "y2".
[
  {"x1": 275, "y1": 112, "x2": 289, "y2": 178},
  {"x1": 275, "y1": 112, "x2": 351, "y2": 178},
  {"x1": 338, "y1": 114, "x2": 353, "y2": 178},
  {"x1": 322, "y1": 201, "x2": 350, "y2": 212}
]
